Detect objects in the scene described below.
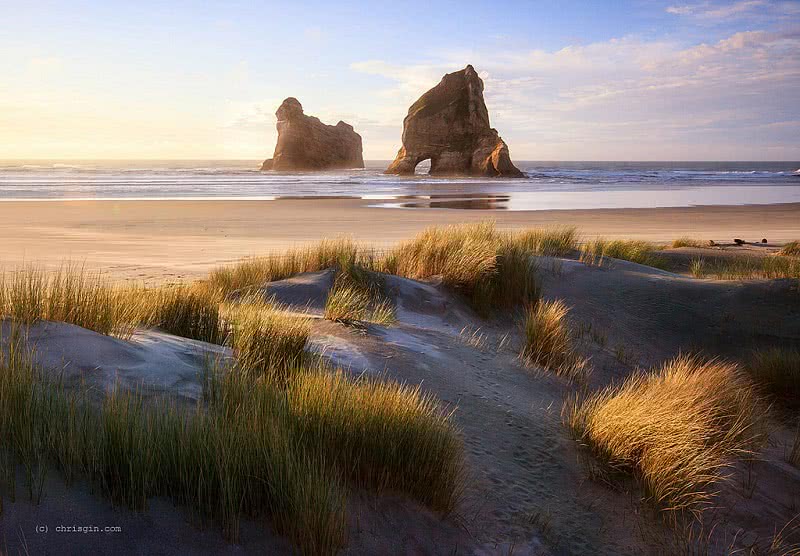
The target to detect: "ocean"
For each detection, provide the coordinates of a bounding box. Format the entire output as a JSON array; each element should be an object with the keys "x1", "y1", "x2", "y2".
[{"x1": 0, "y1": 160, "x2": 798, "y2": 210}]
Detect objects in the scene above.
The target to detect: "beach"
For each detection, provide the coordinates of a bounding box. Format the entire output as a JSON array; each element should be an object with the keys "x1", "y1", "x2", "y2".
[{"x1": 0, "y1": 198, "x2": 797, "y2": 281}]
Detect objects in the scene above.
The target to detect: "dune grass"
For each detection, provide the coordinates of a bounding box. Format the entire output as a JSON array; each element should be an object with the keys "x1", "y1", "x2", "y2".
[
  {"x1": 285, "y1": 368, "x2": 464, "y2": 512},
  {"x1": 225, "y1": 298, "x2": 312, "y2": 383},
  {"x1": 0, "y1": 343, "x2": 347, "y2": 554},
  {"x1": 672, "y1": 237, "x2": 705, "y2": 248},
  {"x1": 789, "y1": 425, "x2": 800, "y2": 468},
  {"x1": 564, "y1": 355, "x2": 765, "y2": 518},
  {"x1": 688, "y1": 255, "x2": 800, "y2": 280},
  {"x1": 511, "y1": 226, "x2": 579, "y2": 256},
  {"x1": 207, "y1": 238, "x2": 368, "y2": 296},
  {"x1": 324, "y1": 255, "x2": 395, "y2": 325},
  {"x1": 779, "y1": 241, "x2": 800, "y2": 257},
  {"x1": 0, "y1": 267, "x2": 231, "y2": 344},
  {"x1": 688, "y1": 257, "x2": 705, "y2": 278},
  {"x1": 205, "y1": 223, "x2": 580, "y2": 317},
  {"x1": 520, "y1": 299, "x2": 589, "y2": 382},
  {"x1": 580, "y1": 238, "x2": 668, "y2": 269},
  {"x1": 136, "y1": 284, "x2": 226, "y2": 344},
  {"x1": 0, "y1": 322, "x2": 464, "y2": 554},
  {"x1": 385, "y1": 222, "x2": 541, "y2": 314},
  {"x1": 0, "y1": 266, "x2": 140, "y2": 338},
  {"x1": 748, "y1": 347, "x2": 800, "y2": 411},
  {"x1": 474, "y1": 241, "x2": 542, "y2": 315},
  {"x1": 385, "y1": 222, "x2": 498, "y2": 287},
  {"x1": 324, "y1": 285, "x2": 395, "y2": 325}
]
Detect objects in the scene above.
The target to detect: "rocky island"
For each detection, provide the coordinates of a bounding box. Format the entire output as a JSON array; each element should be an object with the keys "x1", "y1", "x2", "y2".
[
  {"x1": 385, "y1": 65, "x2": 523, "y2": 177},
  {"x1": 261, "y1": 98, "x2": 364, "y2": 171}
]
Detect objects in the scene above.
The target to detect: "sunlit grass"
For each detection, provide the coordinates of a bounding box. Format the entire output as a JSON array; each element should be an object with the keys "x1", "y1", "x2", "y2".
[
  {"x1": 385, "y1": 222, "x2": 541, "y2": 314},
  {"x1": 324, "y1": 285, "x2": 395, "y2": 325},
  {"x1": 511, "y1": 226, "x2": 579, "y2": 256},
  {"x1": 324, "y1": 255, "x2": 395, "y2": 325},
  {"x1": 207, "y1": 238, "x2": 369, "y2": 296},
  {"x1": 0, "y1": 265, "x2": 139, "y2": 338},
  {"x1": 286, "y1": 367, "x2": 464, "y2": 512},
  {"x1": 689, "y1": 257, "x2": 706, "y2": 278},
  {"x1": 564, "y1": 355, "x2": 765, "y2": 518},
  {"x1": 671, "y1": 237, "x2": 705, "y2": 248},
  {"x1": 580, "y1": 239, "x2": 668, "y2": 269},
  {"x1": 688, "y1": 255, "x2": 800, "y2": 280},
  {"x1": 204, "y1": 223, "x2": 586, "y2": 317},
  {"x1": 520, "y1": 299, "x2": 589, "y2": 382},
  {"x1": 225, "y1": 297, "x2": 312, "y2": 383},
  {"x1": 779, "y1": 241, "x2": 800, "y2": 256},
  {"x1": 386, "y1": 222, "x2": 498, "y2": 288},
  {"x1": 136, "y1": 284, "x2": 226, "y2": 344},
  {"x1": 0, "y1": 268, "x2": 230, "y2": 344}
]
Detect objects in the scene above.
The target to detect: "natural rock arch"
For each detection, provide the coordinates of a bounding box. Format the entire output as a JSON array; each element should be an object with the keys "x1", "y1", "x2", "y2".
[{"x1": 385, "y1": 65, "x2": 523, "y2": 178}]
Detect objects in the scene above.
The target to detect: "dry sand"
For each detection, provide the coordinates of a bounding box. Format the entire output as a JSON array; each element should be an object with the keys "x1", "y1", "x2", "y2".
[{"x1": 0, "y1": 199, "x2": 797, "y2": 281}]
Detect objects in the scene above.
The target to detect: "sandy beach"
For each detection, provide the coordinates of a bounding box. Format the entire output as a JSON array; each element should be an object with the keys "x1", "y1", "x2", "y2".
[{"x1": 0, "y1": 198, "x2": 797, "y2": 282}]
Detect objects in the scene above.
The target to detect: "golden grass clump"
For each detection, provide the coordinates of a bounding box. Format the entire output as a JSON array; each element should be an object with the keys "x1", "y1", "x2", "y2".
[
  {"x1": 511, "y1": 226, "x2": 579, "y2": 256},
  {"x1": 520, "y1": 299, "x2": 589, "y2": 382},
  {"x1": 386, "y1": 222, "x2": 540, "y2": 314},
  {"x1": 207, "y1": 238, "x2": 368, "y2": 296},
  {"x1": 564, "y1": 355, "x2": 765, "y2": 517},
  {"x1": 580, "y1": 238, "x2": 668, "y2": 269},
  {"x1": 779, "y1": 240, "x2": 800, "y2": 256},
  {"x1": 324, "y1": 256, "x2": 396, "y2": 325},
  {"x1": 0, "y1": 266, "x2": 139, "y2": 338},
  {"x1": 672, "y1": 237, "x2": 705, "y2": 248},
  {"x1": 387, "y1": 222, "x2": 498, "y2": 288},
  {"x1": 689, "y1": 257, "x2": 706, "y2": 278},
  {"x1": 748, "y1": 347, "x2": 800, "y2": 411},
  {"x1": 473, "y1": 241, "x2": 542, "y2": 315},
  {"x1": 226, "y1": 299, "x2": 312, "y2": 382},
  {"x1": 688, "y1": 255, "x2": 800, "y2": 280},
  {"x1": 324, "y1": 285, "x2": 395, "y2": 325},
  {"x1": 286, "y1": 368, "x2": 464, "y2": 512},
  {"x1": 0, "y1": 266, "x2": 231, "y2": 344},
  {"x1": 136, "y1": 284, "x2": 225, "y2": 344}
]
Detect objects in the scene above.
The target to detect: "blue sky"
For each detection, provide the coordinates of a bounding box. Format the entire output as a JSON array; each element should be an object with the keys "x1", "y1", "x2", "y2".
[{"x1": 1, "y1": 0, "x2": 799, "y2": 159}]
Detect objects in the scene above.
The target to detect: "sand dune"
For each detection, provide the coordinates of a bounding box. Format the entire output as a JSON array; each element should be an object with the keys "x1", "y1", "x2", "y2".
[{"x1": 2, "y1": 253, "x2": 798, "y2": 554}]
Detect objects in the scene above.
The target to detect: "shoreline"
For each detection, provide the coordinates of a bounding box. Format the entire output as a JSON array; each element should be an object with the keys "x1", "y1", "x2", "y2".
[
  {"x1": 0, "y1": 194, "x2": 795, "y2": 208},
  {"x1": 2, "y1": 198, "x2": 797, "y2": 282}
]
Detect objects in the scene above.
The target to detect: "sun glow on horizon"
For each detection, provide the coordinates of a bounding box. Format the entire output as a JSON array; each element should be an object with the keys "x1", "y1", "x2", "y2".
[{"x1": 2, "y1": 0, "x2": 798, "y2": 161}]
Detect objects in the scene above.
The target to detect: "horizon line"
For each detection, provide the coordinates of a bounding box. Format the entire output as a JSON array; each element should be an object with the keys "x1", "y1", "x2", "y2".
[{"x1": 2, "y1": 158, "x2": 799, "y2": 163}]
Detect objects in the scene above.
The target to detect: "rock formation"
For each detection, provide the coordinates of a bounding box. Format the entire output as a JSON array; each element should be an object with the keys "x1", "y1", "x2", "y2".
[
  {"x1": 261, "y1": 98, "x2": 364, "y2": 171},
  {"x1": 385, "y1": 65, "x2": 523, "y2": 177}
]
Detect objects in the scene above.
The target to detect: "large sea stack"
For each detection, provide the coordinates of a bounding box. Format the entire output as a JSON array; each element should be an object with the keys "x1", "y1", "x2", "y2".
[
  {"x1": 385, "y1": 65, "x2": 523, "y2": 177},
  {"x1": 261, "y1": 98, "x2": 364, "y2": 171}
]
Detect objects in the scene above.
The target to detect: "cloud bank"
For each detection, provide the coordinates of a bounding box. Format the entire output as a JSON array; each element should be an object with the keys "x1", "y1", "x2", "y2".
[{"x1": 352, "y1": 28, "x2": 800, "y2": 160}]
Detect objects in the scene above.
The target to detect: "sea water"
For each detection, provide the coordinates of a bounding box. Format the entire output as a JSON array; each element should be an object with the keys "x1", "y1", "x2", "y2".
[{"x1": 0, "y1": 160, "x2": 797, "y2": 210}]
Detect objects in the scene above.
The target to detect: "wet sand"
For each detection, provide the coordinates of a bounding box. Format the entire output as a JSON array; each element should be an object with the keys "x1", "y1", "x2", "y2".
[{"x1": 0, "y1": 198, "x2": 797, "y2": 282}]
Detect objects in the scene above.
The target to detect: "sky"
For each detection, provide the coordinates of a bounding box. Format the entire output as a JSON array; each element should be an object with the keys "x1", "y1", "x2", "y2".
[{"x1": 1, "y1": 0, "x2": 799, "y2": 160}]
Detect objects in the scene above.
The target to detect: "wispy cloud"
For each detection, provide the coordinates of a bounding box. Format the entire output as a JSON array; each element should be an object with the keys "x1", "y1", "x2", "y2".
[
  {"x1": 352, "y1": 29, "x2": 800, "y2": 159},
  {"x1": 666, "y1": 1, "x2": 766, "y2": 19},
  {"x1": 665, "y1": 0, "x2": 800, "y2": 22}
]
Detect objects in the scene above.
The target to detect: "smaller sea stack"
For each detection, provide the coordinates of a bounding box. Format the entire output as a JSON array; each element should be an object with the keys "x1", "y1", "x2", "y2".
[{"x1": 261, "y1": 98, "x2": 364, "y2": 171}]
